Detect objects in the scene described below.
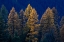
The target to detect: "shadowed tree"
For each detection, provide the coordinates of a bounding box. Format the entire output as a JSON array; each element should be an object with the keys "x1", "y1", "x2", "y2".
[
  {"x1": 19, "y1": 9, "x2": 29, "y2": 42},
  {"x1": 52, "y1": 7, "x2": 60, "y2": 42},
  {"x1": 0, "y1": 5, "x2": 9, "y2": 42},
  {"x1": 0, "y1": 10, "x2": 7, "y2": 42},
  {"x1": 52, "y1": 7, "x2": 59, "y2": 28},
  {"x1": 19, "y1": 10, "x2": 25, "y2": 30},
  {"x1": 0, "y1": 5, "x2": 8, "y2": 25}
]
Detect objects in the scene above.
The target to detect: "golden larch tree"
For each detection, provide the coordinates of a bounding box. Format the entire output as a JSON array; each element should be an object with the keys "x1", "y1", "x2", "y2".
[
  {"x1": 24, "y1": 4, "x2": 32, "y2": 20},
  {"x1": 26, "y1": 8, "x2": 39, "y2": 42}
]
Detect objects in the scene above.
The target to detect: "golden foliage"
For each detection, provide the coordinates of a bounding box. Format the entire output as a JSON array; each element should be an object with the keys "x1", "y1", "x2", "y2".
[
  {"x1": 27, "y1": 8, "x2": 38, "y2": 29},
  {"x1": 24, "y1": 4, "x2": 32, "y2": 19}
]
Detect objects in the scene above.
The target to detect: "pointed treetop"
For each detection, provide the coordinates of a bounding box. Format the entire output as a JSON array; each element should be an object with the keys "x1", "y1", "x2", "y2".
[
  {"x1": 40, "y1": 7, "x2": 51, "y2": 20},
  {"x1": 10, "y1": 7, "x2": 15, "y2": 13},
  {"x1": 27, "y1": 4, "x2": 32, "y2": 10},
  {"x1": 19, "y1": 9, "x2": 24, "y2": 16},
  {"x1": 0, "y1": 4, "x2": 8, "y2": 13},
  {"x1": 42, "y1": 7, "x2": 52, "y2": 18},
  {"x1": 48, "y1": 7, "x2": 50, "y2": 9},
  {"x1": 28, "y1": 4, "x2": 30, "y2": 6},
  {"x1": 12, "y1": 7, "x2": 15, "y2": 10},
  {"x1": 46, "y1": 7, "x2": 51, "y2": 12},
  {"x1": 40, "y1": 7, "x2": 54, "y2": 22},
  {"x1": 52, "y1": 7, "x2": 55, "y2": 9},
  {"x1": 1, "y1": 5, "x2": 5, "y2": 9},
  {"x1": 24, "y1": 4, "x2": 33, "y2": 19},
  {"x1": 46, "y1": 7, "x2": 54, "y2": 16},
  {"x1": 52, "y1": 7, "x2": 57, "y2": 14},
  {"x1": 52, "y1": 7, "x2": 56, "y2": 10},
  {"x1": 47, "y1": 7, "x2": 51, "y2": 10},
  {"x1": 19, "y1": 9, "x2": 24, "y2": 13}
]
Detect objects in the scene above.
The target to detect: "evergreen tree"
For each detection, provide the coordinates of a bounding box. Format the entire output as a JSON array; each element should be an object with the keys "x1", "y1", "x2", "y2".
[
  {"x1": 0, "y1": 10, "x2": 5, "y2": 42},
  {"x1": 26, "y1": 8, "x2": 38, "y2": 42},
  {"x1": 0, "y1": 5, "x2": 8, "y2": 26},
  {"x1": 0, "y1": 5, "x2": 9, "y2": 42}
]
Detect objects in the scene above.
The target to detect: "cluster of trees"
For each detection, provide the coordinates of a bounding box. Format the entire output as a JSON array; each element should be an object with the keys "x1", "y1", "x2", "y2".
[{"x1": 0, "y1": 4, "x2": 64, "y2": 42}]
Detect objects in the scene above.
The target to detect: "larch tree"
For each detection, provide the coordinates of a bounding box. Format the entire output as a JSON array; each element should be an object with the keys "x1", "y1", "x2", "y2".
[
  {"x1": 26, "y1": 8, "x2": 39, "y2": 42},
  {"x1": 40, "y1": 7, "x2": 57, "y2": 42},
  {"x1": 24, "y1": 4, "x2": 32, "y2": 20},
  {"x1": 8, "y1": 7, "x2": 20, "y2": 37}
]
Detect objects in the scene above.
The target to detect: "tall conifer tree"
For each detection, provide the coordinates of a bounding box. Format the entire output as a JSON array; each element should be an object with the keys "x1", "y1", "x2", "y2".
[
  {"x1": 24, "y1": 4, "x2": 32, "y2": 20},
  {"x1": 40, "y1": 7, "x2": 57, "y2": 42},
  {"x1": 26, "y1": 8, "x2": 38, "y2": 42},
  {"x1": 8, "y1": 7, "x2": 20, "y2": 37}
]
